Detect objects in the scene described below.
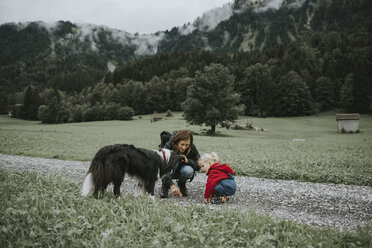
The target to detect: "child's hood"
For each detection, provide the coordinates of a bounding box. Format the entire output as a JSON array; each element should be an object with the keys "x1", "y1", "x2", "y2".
[{"x1": 208, "y1": 162, "x2": 234, "y2": 175}]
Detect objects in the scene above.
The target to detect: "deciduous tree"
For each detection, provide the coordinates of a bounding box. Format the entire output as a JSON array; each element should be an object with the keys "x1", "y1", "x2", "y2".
[{"x1": 183, "y1": 63, "x2": 241, "y2": 134}]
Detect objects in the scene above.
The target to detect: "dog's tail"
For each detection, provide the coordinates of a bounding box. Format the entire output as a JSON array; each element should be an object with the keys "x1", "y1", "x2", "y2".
[
  {"x1": 81, "y1": 173, "x2": 94, "y2": 197},
  {"x1": 82, "y1": 149, "x2": 105, "y2": 197}
]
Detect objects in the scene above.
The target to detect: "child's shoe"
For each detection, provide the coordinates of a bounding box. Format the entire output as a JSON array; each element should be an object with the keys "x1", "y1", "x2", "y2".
[
  {"x1": 210, "y1": 196, "x2": 229, "y2": 204},
  {"x1": 210, "y1": 197, "x2": 221, "y2": 204}
]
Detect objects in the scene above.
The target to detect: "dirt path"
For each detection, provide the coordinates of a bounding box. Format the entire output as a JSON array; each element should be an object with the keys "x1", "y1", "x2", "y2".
[{"x1": 1, "y1": 153, "x2": 371, "y2": 230}]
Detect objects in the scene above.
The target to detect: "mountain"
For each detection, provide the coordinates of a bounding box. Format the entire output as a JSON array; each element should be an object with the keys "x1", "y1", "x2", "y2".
[
  {"x1": 0, "y1": 20, "x2": 164, "y2": 93},
  {"x1": 158, "y1": 0, "x2": 372, "y2": 53},
  {"x1": 0, "y1": 0, "x2": 371, "y2": 117}
]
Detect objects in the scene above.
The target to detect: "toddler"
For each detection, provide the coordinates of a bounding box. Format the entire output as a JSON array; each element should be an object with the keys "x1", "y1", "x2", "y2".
[{"x1": 198, "y1": 152, "x2": 236, "y2": 204}]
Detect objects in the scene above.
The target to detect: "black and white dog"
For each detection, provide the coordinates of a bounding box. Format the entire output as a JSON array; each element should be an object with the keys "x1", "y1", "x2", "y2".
[{"x1": 81, "y1": 144, "x2": 181, "y2": 198}]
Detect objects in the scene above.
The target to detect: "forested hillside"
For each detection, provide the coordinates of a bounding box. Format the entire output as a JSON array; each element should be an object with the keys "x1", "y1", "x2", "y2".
[
  {"x1": 0, "y1": 21, "x2": 162, "y2": 94},
  {"x1": 1, "y1": 0, "x2": 371, "y2": 122},
  {"x1": 158, "y1": 0, "x2": 372, "y2": 52}
]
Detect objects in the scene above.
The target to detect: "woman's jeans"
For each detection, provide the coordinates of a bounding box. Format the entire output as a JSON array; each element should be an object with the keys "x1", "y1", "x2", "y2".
[
  {"x1": 214, "y1": 178, "x2": 237, "y2": 197},
  {"x1": 171, "y1": 163, "x2": 194, "y2": 183}
]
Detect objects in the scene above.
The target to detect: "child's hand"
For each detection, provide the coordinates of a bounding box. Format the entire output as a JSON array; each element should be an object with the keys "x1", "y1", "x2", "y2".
[{"x1": 203, "y1": 199, "x2": 209, "y2": 204}]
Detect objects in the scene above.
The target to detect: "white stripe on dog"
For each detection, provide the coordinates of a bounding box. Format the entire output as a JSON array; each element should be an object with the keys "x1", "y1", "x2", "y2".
[
  {"x1": 81, "y1": 173, "x2": 94, "y2": 197},
  {"x1": 162, "y1": 148, "x2": 171, "y2": 164},
  {"x1": 153, "y1": 148, "x2": 171, "y2": 164}
]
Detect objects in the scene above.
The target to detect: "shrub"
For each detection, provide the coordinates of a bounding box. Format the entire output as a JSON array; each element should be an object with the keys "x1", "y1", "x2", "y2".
[
  {"x1": 38, "y1": 105, "x2": 54, "y2": 123},
  {"x1": 68, "y1": 105, "x2": 85, "y2": 123},
  {"x1": 9, "y1": 104, "x2": 24, "y2": 118},
  {"x1": 117, "y1": 106, "x2": 134, "y2": 120},
  {"x1": 104, "y1": 103, "x2": 119, "y2": 120},
  {"x1": 82, "y1": 107, "x2": 97, "y2": 122},
  {"x1": 165, "y1": 109, "x2": 173, "y2": 117},
  {"x1": 151, "y1": 111, "x2": 163, "y2": 122}
]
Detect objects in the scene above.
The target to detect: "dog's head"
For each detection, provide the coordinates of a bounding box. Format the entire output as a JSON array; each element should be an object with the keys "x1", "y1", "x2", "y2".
[
  {"x1": 159, "y1": 149, "x2": 183, "y2": 177},
  {"x1": 159, "y1": 131, "x2": 172, "y2": 148}
]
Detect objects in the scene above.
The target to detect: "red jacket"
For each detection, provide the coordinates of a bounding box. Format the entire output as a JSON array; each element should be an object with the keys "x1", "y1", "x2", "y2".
[{"x1": 204, "y1": 162, "x2": 234, "y2": 199}]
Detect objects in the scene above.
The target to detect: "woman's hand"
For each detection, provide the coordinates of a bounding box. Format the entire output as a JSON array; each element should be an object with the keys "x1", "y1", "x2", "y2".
[
  {"x1": 180, "y1": 155, "x2": 188, "y2": 164},
  {"x1": 170, "y1": 184, "x2": 183, "y2": 197}
]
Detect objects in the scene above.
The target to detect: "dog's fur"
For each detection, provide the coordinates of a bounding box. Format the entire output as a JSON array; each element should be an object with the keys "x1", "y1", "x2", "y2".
[{"x1": 81, "y1": 144, "x2": 181, "y2": 198}]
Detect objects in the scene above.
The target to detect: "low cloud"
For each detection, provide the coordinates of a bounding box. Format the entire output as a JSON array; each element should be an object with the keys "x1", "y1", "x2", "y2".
[
  {"x1": 255, "y1": 0, "x2": 306, "y2": 13},
  {"x1": 255, "y1": 0, "x2": 284, "y2": 12},
  {"x1": 76, "y1": 24, "x2": 101, "y2": 51},
  {"x1": 287, "y1": 0, "x2": 307, "y2": 9},
  {"x1": 32, "y1": 21, "x2": 163, "y2": 56},
  {"x1": 131, "y1": 33, "x2": 165, "y2": 56},
  {"x1": 179, "y1": 2, "x2": 233, "y2": 35},
  {"x1": 75, "y1": 24, "x2": 165, "y2": 56},
  {"x1": 10, "y1": 0, "x2": 308, "y2": 57}
]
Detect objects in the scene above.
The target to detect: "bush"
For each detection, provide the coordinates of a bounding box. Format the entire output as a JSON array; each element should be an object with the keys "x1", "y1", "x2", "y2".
[
  {"x1": 246, "y1": 121, "x2": 253, "y2": 129},
  {"x1": 104, "y1": 103, "x2": 118, "y2": 120},
  {"x1": 232, "y1": 124, "x2": 245, "y2": 130},
  {"x1": 9, "y1": 104, "x2": 23, "y2": 118},
  {"x1": 220, "y1": 121, "x2": 232, "y2": 129},
  {"x1": 81, "y1": 104, "x2": 134, "y2": 122},
  {"x1": 38, "y1": 104, "x2": 68, "y2": 124},
  {"x1": 151, "y1": 111, "x2": 164, "y2": 122},
  {"x1": 165, "y1": 109, "x2": 173, "y2": 117},
  {"x1": 117, "y1": 106, "x2": 134, "y2": 120},
  {"x1": 68, "y1": 105, "x2": 86, "y2": 122},
  {"x1": 38, "y1": 105, "x2": 54, "y2": 123},
  {"x1": 82, "y1": 107, "x2": 98, "y2": 122},
  {"x1": 55, "y1": 107, "x2": 69, "y2": 123}
]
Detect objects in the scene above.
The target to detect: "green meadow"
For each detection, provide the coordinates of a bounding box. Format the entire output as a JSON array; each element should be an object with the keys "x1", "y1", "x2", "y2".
[
  {"x1": 1, "y1": 114, "x2": 372, "y2": 247},
  {"x1": 0, "y1": 113, "x2": 371, "y2": 186},
  {"x1": 1, "y1": 170, "x2": 370, "y2": 247}
]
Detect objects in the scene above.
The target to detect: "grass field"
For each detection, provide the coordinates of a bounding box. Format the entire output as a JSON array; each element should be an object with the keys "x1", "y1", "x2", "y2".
[
  {"x1": 1, "y1": 114, "x2": 372, "y2": 247},
  {"x1": 0, "y1": 113, "x2": 371, "y2": 186},
  {"x1": 1, "y1": 169, "x2": 370, "y2": 247}
]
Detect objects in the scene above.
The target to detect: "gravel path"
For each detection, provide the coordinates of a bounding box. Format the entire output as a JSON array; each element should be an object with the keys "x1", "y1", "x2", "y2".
[{"x1": 1, "y1": 153, "x2": 371, "y2": 231}]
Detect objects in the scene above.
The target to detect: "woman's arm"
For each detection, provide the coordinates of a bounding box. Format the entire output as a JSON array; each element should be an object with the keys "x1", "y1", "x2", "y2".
[{"x1": 161, "y1": 174, "x2": 182, "y2": 197}]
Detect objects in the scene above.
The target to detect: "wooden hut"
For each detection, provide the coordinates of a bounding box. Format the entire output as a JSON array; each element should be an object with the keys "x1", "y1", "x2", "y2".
[{"x1": 336, "y1": 113, "x2": 360, "y2": 133}]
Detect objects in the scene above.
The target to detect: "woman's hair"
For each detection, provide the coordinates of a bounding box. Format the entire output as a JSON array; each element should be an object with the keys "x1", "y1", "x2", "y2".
[
  {"x1": 172, "y1": 129, "x2": 193, "y2": 155},
  {"x1": 198, "y1": 152, "x2": 219, "y2": 166}
]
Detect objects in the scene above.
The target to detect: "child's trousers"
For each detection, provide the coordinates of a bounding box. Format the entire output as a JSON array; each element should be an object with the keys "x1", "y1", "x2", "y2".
[{"x1": 214, "y1": 178, "x2": 236, "y2": 197}]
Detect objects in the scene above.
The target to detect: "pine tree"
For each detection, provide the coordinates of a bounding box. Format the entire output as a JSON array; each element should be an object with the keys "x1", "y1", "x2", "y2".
[
  {"x1": 237, "y1": 63, "x2": 272, "y2": 116},
  {"x1": 340, "y1": 74, "x2": 355, "y2": 112},
  {"x1": 22, "y1": 85, "x2": 40, "y2": 120},
  {"x1": 313, "y1": 76, "x2": 334, "y2": 111},
  {"x1": 271, "y1": 71, "x2": 315, "y2": 116}
]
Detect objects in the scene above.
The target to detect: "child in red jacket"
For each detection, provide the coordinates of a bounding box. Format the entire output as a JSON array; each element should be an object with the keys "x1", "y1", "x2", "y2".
[{"x1": 199, "y1": 152, "x2": 237, "y2": 204}]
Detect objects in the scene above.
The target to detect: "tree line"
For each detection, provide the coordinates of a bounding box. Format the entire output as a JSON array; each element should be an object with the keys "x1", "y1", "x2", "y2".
[
  {"x1": 111, "y1": 28, "x2": 372, "y2": 116},
  {"x1": 5, "y1": 27, "x2": 372, "y2": 124}
]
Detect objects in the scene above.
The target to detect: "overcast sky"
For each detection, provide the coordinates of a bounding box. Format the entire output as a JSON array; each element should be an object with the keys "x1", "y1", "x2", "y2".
[{"x1": 0, "y1": 0, "x2": 233, "y2": 34}]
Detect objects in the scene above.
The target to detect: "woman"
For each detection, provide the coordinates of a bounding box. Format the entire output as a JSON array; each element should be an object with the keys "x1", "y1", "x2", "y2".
[{"x1": 160, "y1": 130, "x2": 201, "y2": 198}]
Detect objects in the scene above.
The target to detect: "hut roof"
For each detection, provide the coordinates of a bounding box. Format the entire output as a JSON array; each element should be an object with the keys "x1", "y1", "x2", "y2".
[{"x1": 336, "y1": 113, "x2": 360, "y2": 120}]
